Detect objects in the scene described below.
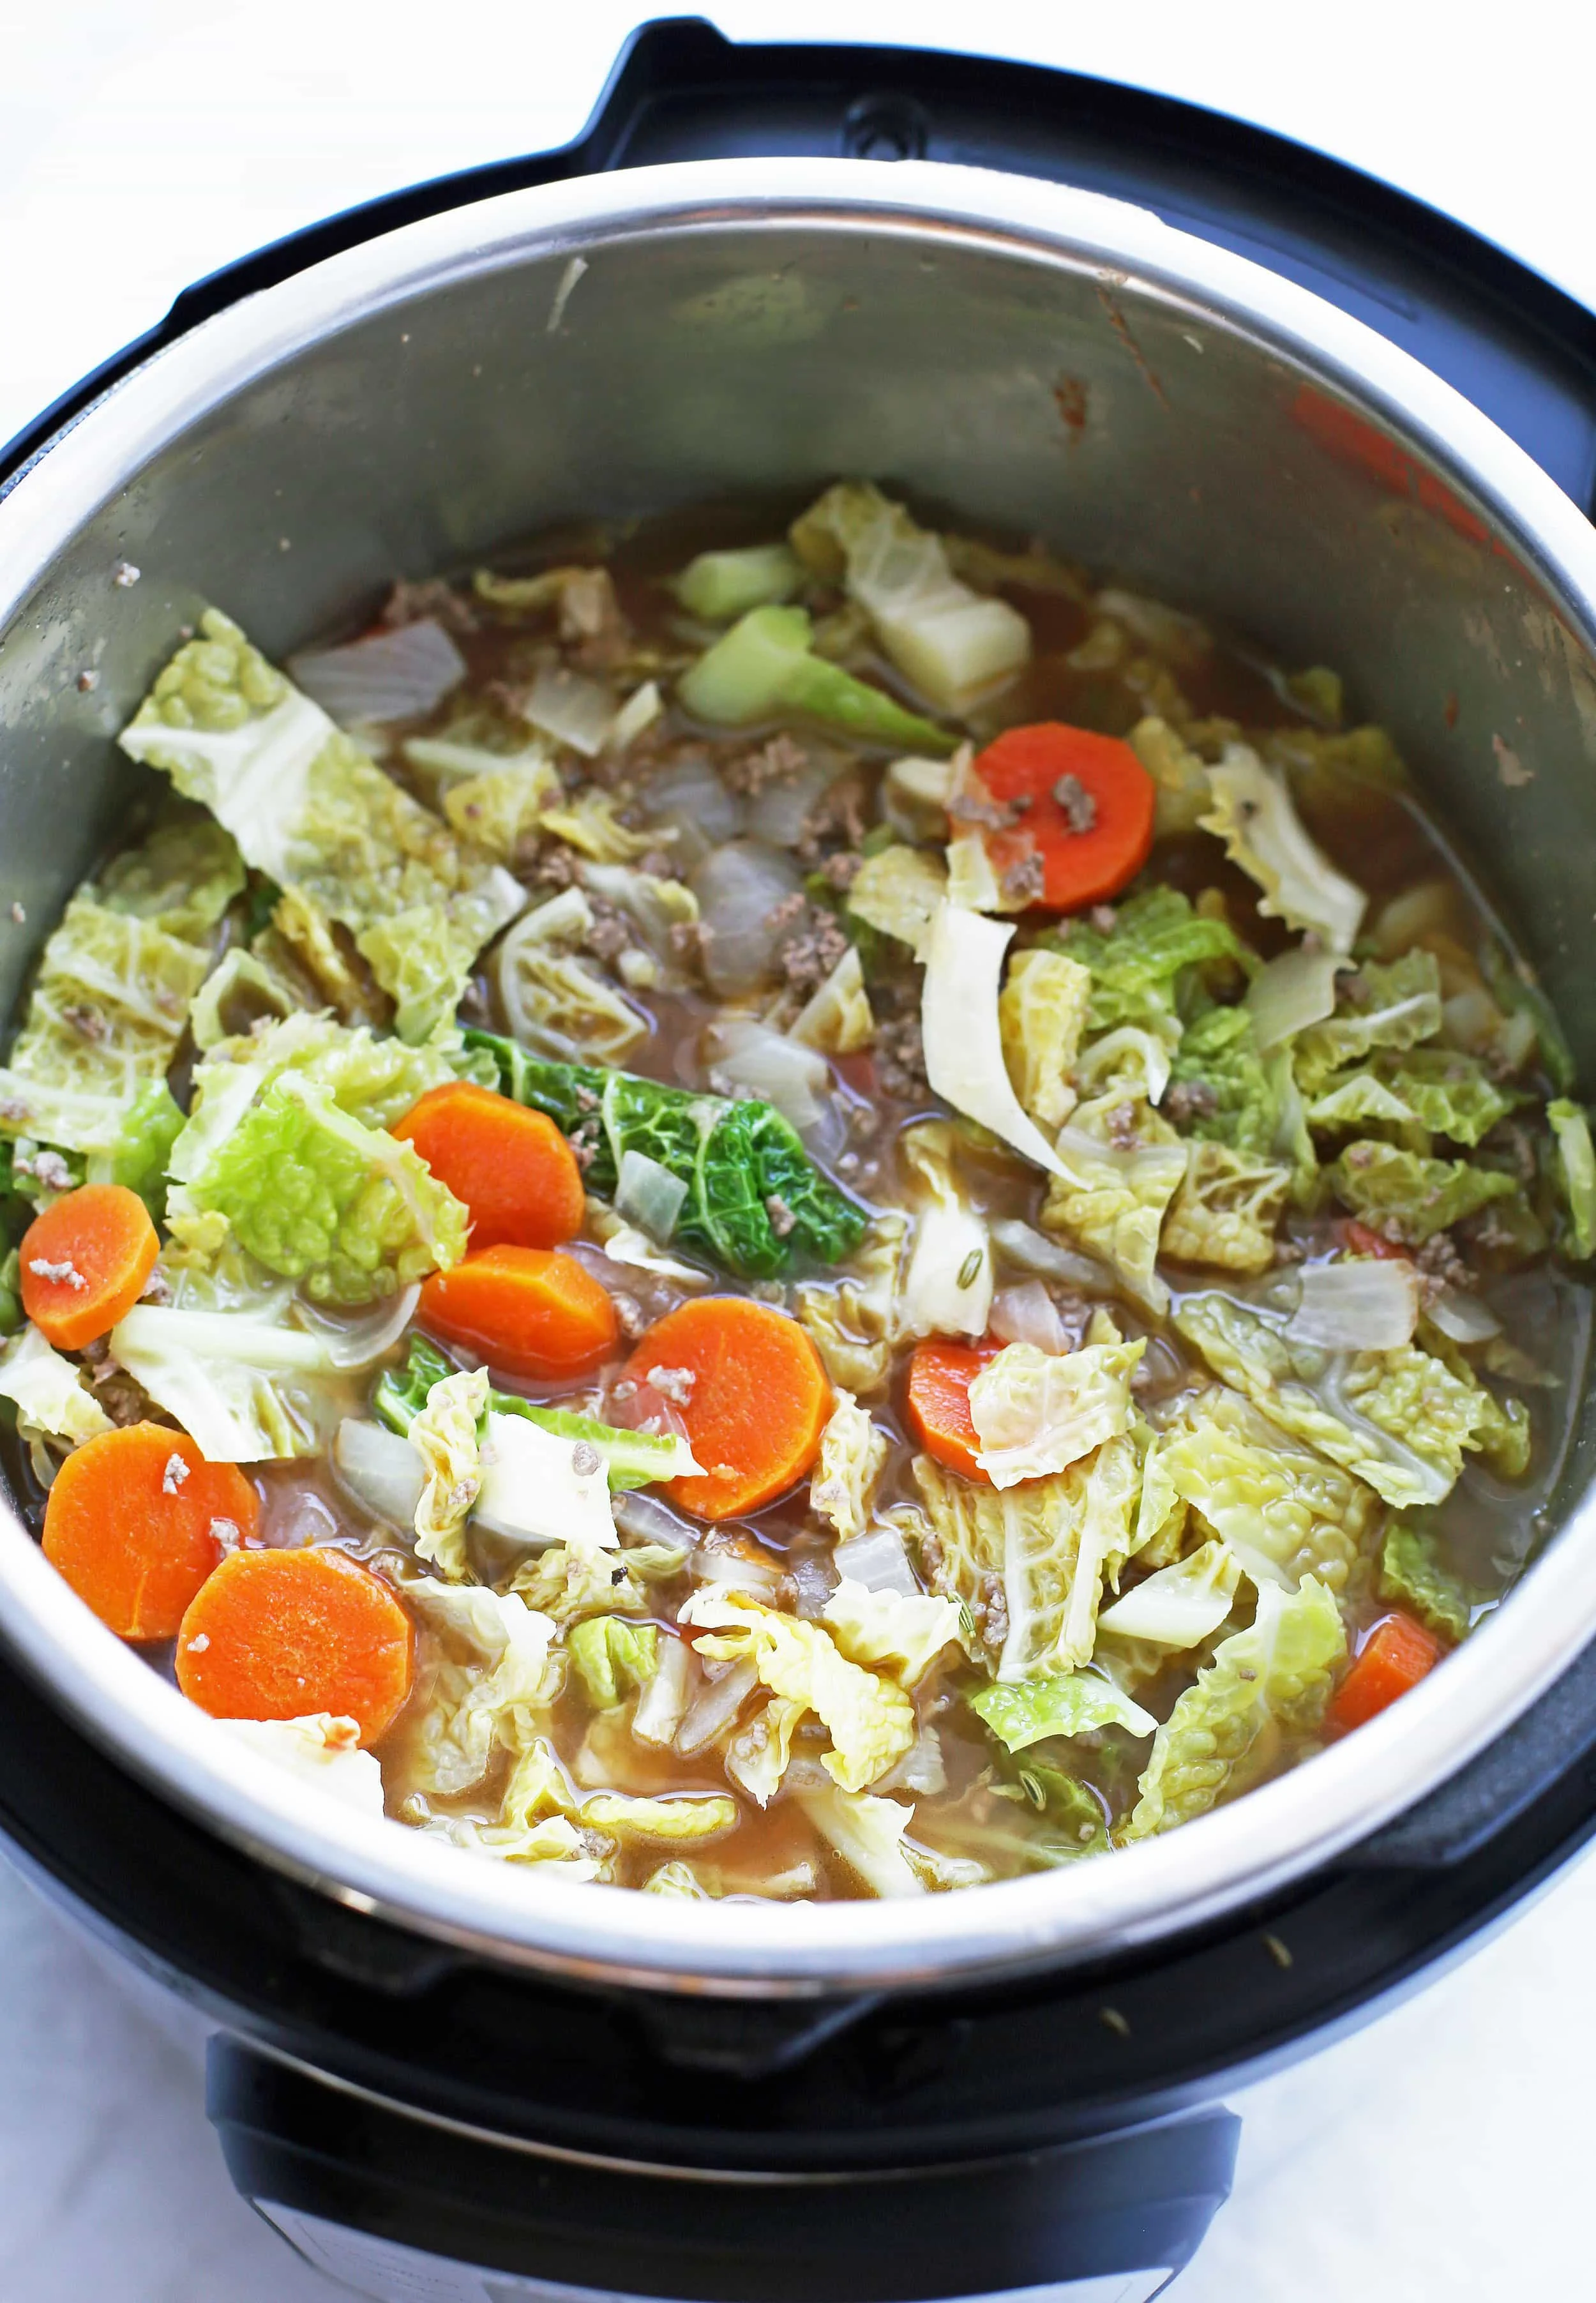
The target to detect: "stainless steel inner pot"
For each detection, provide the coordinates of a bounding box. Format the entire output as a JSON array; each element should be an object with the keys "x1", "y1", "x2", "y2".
[{"x1": 3, "y1": 158, "x2": 1595, "y2": 1997}]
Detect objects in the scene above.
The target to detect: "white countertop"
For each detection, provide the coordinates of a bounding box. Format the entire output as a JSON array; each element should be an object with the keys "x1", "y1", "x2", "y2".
[{"x1": 2, "y1": 4, "x2": 1593, "y2": 2296}]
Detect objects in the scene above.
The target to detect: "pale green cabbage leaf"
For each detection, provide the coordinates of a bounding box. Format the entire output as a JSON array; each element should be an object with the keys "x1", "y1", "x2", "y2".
[
  {"x1": 1327, "y1": 1140, "x2": 1516, "y2": 1242},
  {"x1": 1159, "y1": 1386, "x2": 1380, "y2": 1597},
  {"x1": 823, "y1": 1579, "x2": 967, "y2": 1688},
  {"x1": 1122, "y1": 1576, "x2": 1346, "y2": 1838},
  {"x1": 410, "y1": 1368, "x2": 488, "y2": 1580},
  {"x1": 968, "y1": 1671, "x2": 1156, "y2": 1753},
  {"x1": 1199, "y1": 744, "x2": 1366, "y2": 951},
  {"x1": 809, "y1": 1390, "x2": 891, "y2": 1541},
  {"x1": 679, "y1": 1589, "x2": 915, "y2": 1793},
  {"x1": 1160, "y1": 1140, "x2": 1289, "y2": 1273},
  {"x1": 1000, "y1": 948, "x2": 1091, "y2": 1129},
  {"x1": 967, "y1": 1339, "x2": 1143, "y2": 1488},
  {"x1": 0, "y1": 1325, "x2": 114, "y2": 1447}
]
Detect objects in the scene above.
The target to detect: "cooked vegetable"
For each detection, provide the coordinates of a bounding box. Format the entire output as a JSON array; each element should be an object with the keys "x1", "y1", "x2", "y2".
[
  {"x1": 0, "y1": 1325, "x2": 115, "y2": 1450},
  {"x1": 1549, "y1": 1099, "x2": 1596, "y2": 1260},
  {"x1": 463, "y1": 1032, "x2": 866, "y2": 1280},
  {"x1": 392, "y1": 1082, "x2": 585, "y2": 1252},
  {"x1": 1327, "y1": 1609, "x2": 1442, "y2": 1733},
  {"x1": 790, "y1": 483, "x2": 1030, "y2": 711},
  {"x1": 921, "y1": 905, "x2": 1066, "y2": 1175},
  {"x1": 673, "y1": 543, "x2": 802, "y2": 621},
  {"x1": 19, "y1": 1184, "x2": 158, "y2": 1350},
  {"x1": 968, "y1": 1673, "x2": 1156, "y2": 1753},
  {"x1": 999, "y1": 949, "x2": 1090, "y2": 1129},
  {"x1": 1096, "y1": 1539, "x2": 1242, "y2": 1650},
  {"x1": 176, "y1": 1546, "x2": 415, "y2": 1744},
  {"x1": 623, "y1": 1297, "x2": 831, "y2": 1520},
  {"x1": 119, "y1": 611, "x2": 523, "y2": 1039},
  {"x1": 904, "y1": 1338, "x2": 1001, "y2": 1481},
  {"x1": 680, "y1": 1589, "x2": 914, "y2": 1793},
  {"x1": 218, "y1": 1713, "x2": 386, "y2": 1815},
  {"x1": 419, "y1": 1247, "x2": 619, "y2": 1380},
  {"x1": 1200, "y1": 744, "x2": 1366, "y2": 951},
  {"x1": 1377, "y1": 1521, "x2": 1482, "y2": 1643},
  {"x1": 43, "y1": 1426, "x2": 259, "y2": 1640},
  {"x1": 972, "y1": 723, "x2": 1156, "y2": 912},
  {"x1": 679, "y1": 605, "x2": 953, "y2": 751},
  {"x1": 967, "y1": 1339, "x2": 1142, "y2": 1488}
]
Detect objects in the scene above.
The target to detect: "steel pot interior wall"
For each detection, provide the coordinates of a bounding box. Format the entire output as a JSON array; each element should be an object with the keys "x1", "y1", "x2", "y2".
[{"x1": 3, "y1": 163, "x2": 1596, "y2": 1991}]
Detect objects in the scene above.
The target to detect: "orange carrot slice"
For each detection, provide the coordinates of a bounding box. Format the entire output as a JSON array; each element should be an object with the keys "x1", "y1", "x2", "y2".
[
  {"x1": 419, "y1": 1246, "x2": 618, "y2": 1380},
  {"x1": 393, "y1": 1082, "x2": 585, "y2": 1252},
  {"x1": 43, "y1": 1424, "x2": 259, "y2": 1642},
  {"x1": 623, "y1": 1296, "x2": 831, "y2": 1521},
  {"x1": 903, "y1": 1338, "x2": 1003, "y2": 1483},
  {"x1": 176, "y1": 1546, "x2": 414, "y2": 1745},
  {"x1": 1328, "y1": 1610, "x2": 1443, "y2": 1734},
  {"x1": 20, "y1": 1184, "x2": 159, "y2": 1350},
  {"x1": 975, "y1": 722, "x2": 1156, "y2": 912}
]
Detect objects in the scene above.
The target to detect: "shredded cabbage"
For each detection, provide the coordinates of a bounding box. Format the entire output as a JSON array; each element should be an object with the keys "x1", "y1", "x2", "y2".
[
  {"x1": 801, "y1": 1786, "x2": 926, "y2": 1898},
  {"x1": 823, "y1": 1580, "x2": 966, "y2": 1688},
  {"x1": 1378, "y1": 1520, "x2": 1483, "y2": 1642},
  {"x1": 1307, "y1": 1046, "x2": 1516, "y2": 1149},
  {"x1": 1200, "y1": 744, "x2": 1366, "y2": 951},
  {"x1": 679, "y1": 1590, "x2": 915, "y2": 1793},
  {"x1": 1053, "y1": 886, "x2": 1244, "y2": 1044},
  {"x1": 1166, "y1": 1006, "x2": 1278, "y2": 1159},
  {"x1": 1122, "y1": 1577, "x2": 1346, "y2": 1838},
  {"x1": 921, "y1": 904, "x2": 1066, "y2": 1175},
  {"x1": 1293, "y1": 951, "x2": 1444, "y2": 1094},
  {"x1": 1160, "y1": 1140, "x2": 1288, "y2": 1273},
  {"x1": 846, "y1": 843, "x2": 947, "y2": 956},
  {"x1": 809, "y1": 1391, "x2": 891, "y2": 1541},
  {"x1": 790, "y1": 483, "x2": 1031, "y2": 711},
  {"x1": 968, "y1": 1340, "x2": 1142, "y2": 1488},
  {"x1": 410, "y1": 1368, "x2": 488, "y2": 1579},
  {"x1": 119, "y1": 610, "x2": 523, "y2": 1040},
  {"x1": 1000, "y1": 949, "x2": 1091, "y2": 1129},
  {"x1": 795, "y1": 1213, "x2": 907, "y2": 1393},
  {"x1": 1244, "y1": 946, "x2": 1344, "y2": 1052},
  {"x1": 1096, "y1": 1537, "x2": 1242, "y2": 1650},
  {"x1": 0, "y1": 1325, "x2": 114, "y2": 1448},
  {"x1": 1040, "y1": 1112, "x2": 1188, "y2": 1314},
  {"x1": 791, "y1": 945, "x2": 875, "y2": 1055},
  {"x1": 968, "y1": 1672, "x2": 1156, "y2": 1753},
  {"x1": 402, "y1": 1579, "x2": 560, "y2": 1797},
  {"x1": 898, "y1": 1123, "x2": 994, "y2": 1340},
  {"x1": 1159, "y1": 1386, "x2": 1379, "y2": 1596},
  {"x1": 474, "y1": 1410, "x2": 621, "y2": 1553},
  {"x1": 1327, "y1": 1140, "x2": 1516, "y2": 1242},
  {"x1": 1174, "y1": 1291, "x2": 1498, "y2": 1510}
]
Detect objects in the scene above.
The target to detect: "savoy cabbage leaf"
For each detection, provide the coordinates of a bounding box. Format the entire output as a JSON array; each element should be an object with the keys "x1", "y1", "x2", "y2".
[
  {"x1": 679, "y1": 1589, "x2": 915, "y2": 1793},
  {"x1": 1160, "y1": 1140, "x2": 1290, "y2": 1273},
  {"x1": 1052, "y1": 886, "x2": 1246, "y2": 1043},
  {"x1": 1159, "y1": 1385, "x2": 1381, "y2": 1598},
  {"x1": 1292, "y1": 951, "x2": 1444, "y2": 1095},
  {"x1": 1327, "y1": 1140, "x2": 1516, "y2": 1242}
]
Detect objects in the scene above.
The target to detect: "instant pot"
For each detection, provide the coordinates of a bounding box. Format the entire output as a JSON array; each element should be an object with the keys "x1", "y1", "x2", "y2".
[{"x1": 4, "y1": 20, "x2": 1596, "y2": 2299}]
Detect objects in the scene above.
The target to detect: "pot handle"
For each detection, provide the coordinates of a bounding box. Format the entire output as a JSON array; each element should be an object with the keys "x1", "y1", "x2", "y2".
[
  {"x1": 211, "y1": 2035, "x2": 1238, "y2": 2302},
  {"x1": 8, "y1": 19, "x2": 1594, "y2": 508}
]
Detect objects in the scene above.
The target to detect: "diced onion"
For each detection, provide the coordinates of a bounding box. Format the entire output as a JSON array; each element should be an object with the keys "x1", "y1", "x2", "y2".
[
  {"x1": 690, "y1": 1546, "x2": 786, "y2": 1603},
  {"x1": 744, "y1": 747, "x2": 845, "y2": 849},
  {"x1": 295, "y1": 1285, "x2": 421, "y2": 1370},
  {"x1": 290, "y1": 618, "x2": 466, "y2": 727},
  {"x1": 703, "y1": 1015, "x2": 830, "y2": 1132},
  {"x1": 1426, "y1": 1286, "x2": 1502, "y2": 1344},
  {"x1": 520, "y1": 664, "x2": 615, "y2": 756},
  {"x1": 832, "y1": 1525, "x2": 919, "y2": 1596},
  {"x1": 333, "y1": 1418, "x2": 425, "y2": 1527},
  {"x1": 639, "y1": 756, "x2": 745, "y2": 869},
  {"x1": 689, "y1": 840, "x2": 802, "y2": 997},
  {"x1": 612, "y1": 1488, "x2": 699, "y2": 1548},
  {"x1": 1246, "y1": 946, "x2": 1345, "y2": 1051},
  {"x1": 990, "y1": 1280, "x2": 1070, "y2": 1354},
  {"x1": 675, "y1": 1657, "x2": 759, "y2": 1755},
  {"x1": 615, "y1": 1149, "x2": 689, "y2": 1242},
  {"x1": 1286, "y1": 1259, "x2": 1420, "y2": 1350}
]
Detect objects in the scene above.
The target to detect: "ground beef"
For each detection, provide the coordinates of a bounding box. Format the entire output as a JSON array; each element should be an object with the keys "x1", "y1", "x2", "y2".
[
  {"x1": 1052, "y1": 773, "x2": 1098, "y2": 834},
  {"x1": 820, "y1": 850, "x2": 861, "y2": 891},
  {"x1": 1000, "y1": 850, "x2": 1046, "y2": 905},
  {"x1": 531, "y1": 843, "x2": 579, "y2": 889},
  {"x1": 1415, "y1": 1229, "x2": 1475, "y2": 1301},
  {"x1": 723, "y1": 733, "x2": 810, "y2": 795},
  {"x1": 380, "y1": 578, "x2": 479, "y2": 635},
  {"x1": 775, "y1": 902, "x2": 850, "y2": 997},
  {"x1": 1164, "y1": 1078, "x2": 1218, "y2": 1125},
  {"x1": 583, "y1": 903, "x2": 631, "y2": 963},
  {"x1": 875, "y1": 1010, "x2": 927, "y2": 1099}
]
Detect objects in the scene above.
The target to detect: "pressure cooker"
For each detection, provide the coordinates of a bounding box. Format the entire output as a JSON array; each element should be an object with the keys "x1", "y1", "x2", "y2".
[{"x1": 3, "y1": 20, "x2": 1596, "y2": 2300}]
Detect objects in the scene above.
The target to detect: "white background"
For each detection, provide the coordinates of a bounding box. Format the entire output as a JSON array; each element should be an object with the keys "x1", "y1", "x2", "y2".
[{"x1": 3, "y1": 3, "x2": 1595, "y2": 2297}]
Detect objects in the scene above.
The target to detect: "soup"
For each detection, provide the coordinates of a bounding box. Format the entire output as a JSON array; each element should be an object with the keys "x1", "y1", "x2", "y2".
[{"x1": 0, "y1": 482, "x2": 1586, "y2": 1902}]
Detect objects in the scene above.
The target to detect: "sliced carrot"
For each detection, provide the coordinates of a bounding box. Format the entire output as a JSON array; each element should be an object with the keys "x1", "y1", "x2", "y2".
[
  {"x1": 1343, "y1": 1221, "x2": 1412, "y2": 1263},
  {"x1": 20, "y1": 1184, "x2": 159, "y2": 1350},
  {"x1": 176, "y1": 1545, "x2": 414, "y2": 1745},
  {"x1": 392, "y1": 1082, "x2": 584, "y2": 1252},
  {"x1": 975, "y1": 722, "x2": 1156, "y2": 911},
  {"x1": 904, "y1": 1338, "x2": 1004, "y2": 1483},
  {"x1": 1328, "y1": 1610, "x2": 1443, "y2": 1734},
  {"x1": 419, "y1": 1246, "x2": 618, "y2": 1380},
  {"x1": 43, "y1": 1424, "x2": 259, "y2": 1642},
  {"x1": 623, "y1": 1296, "x2": 831, "y2": 1521}
]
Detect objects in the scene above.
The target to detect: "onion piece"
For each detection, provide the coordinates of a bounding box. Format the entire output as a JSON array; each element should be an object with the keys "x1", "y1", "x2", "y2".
[
  {"x1": 990, "y1": 1280, "x2": 1069, "y2": 1354},
  {"x1": 334, "y1": 1417, "x2": 425, "y2": 1527},
  {"x1": 832, "y1": 1524, "x2": 920, "y2": 1596},
  {"x1": 520, "y1": 664, "x2": 615, "y2": 756},
  {"x1": 632, "y1": 1636, "x2": 693, "y2": 1748},
  {"x1": 1426, "y1": 1286, "x2": 1502, "y2": 1344},
  {"x1": 675, "y1": 1656, "x2": 759, "y2": 1755},
  {"x1": 294, "y1": 1284, "x2": 421, "y2": 1370},
  {"x1": 1286, "y1": 1259, "x2": 1420, "y2": 1350},
  {"x1": 690, "y1": 1546, "x2": 786, "y2": 1603},
  {"x1": 612, "y1": 1488, "x2": 698, "y2": 1548},
  {"x1": 290, "y1": 619, "x2": 465, "y2": 727},
  {"x1": 1246, "y1": 947, "x2": 1345, "y2": 1052},
  {"x1": 689, "y1": 840, "x2": 803, "y2": 997},
  {"x1": 703, "y1": 1015, "x2": 830, "y2": 1132},
  {"x1": 616, "y1": 1149, "x2": 688, "y2": 1242},
  {"x1": 991, "y1": 1218, "x2": 1112, "y2": 1290},
  {"x1": 744, "y1": 748, "x2": 846, "y2": 849},
  {"x1": 608, "y1": 681, "x2": 662, "y2": 750},
  {"x1": 639, "y1": 755, "x2": 745, "y2": 869}
]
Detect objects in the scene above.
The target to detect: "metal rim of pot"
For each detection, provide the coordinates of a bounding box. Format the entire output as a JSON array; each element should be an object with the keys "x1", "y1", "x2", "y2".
[{"x1": 2, "y1": 156, "x2": 1593, "y2": 1998}]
